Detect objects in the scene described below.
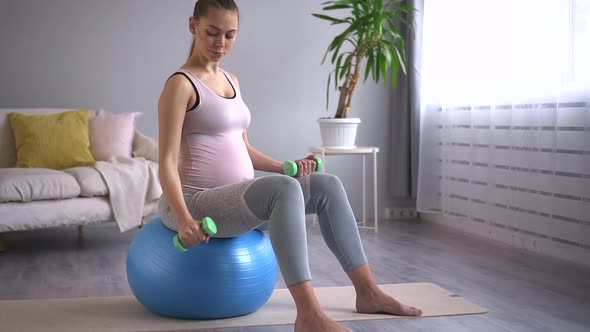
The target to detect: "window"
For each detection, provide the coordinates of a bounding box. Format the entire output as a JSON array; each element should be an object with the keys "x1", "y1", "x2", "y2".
[{"x1": 421, "y1": 0, "x2": 589, "y2": 103}]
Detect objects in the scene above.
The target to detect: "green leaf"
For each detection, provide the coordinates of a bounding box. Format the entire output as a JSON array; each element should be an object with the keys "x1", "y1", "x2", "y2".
[
  {"x1": 323, "y1": 4, "x2": 353, "y2": 11},
  {"x1": 340, "y1": 53, "x2": 352, "y2": 81},
  {"x1": 322, "y1": 31, "x2": 349, "y2": 64},
  {"x1": 331, "y1": 38, "x2": 356, "y2": 64},
  {"x1": 387, "y1": 29, "x2": 402, "y2": 40},
  {"x1": 392, "y1": 10, "x2": 414, "y2": 30},
  {"x1": 334, "y1": 53, "x2": 349, "y2": 91},
  {"x1": 375, "y1": 51, "x2": 383, "y2": 82},
  {"x1": 380, "y1": 53, "x2": 389, "y2": 81},
  {"x1": 332, "y1": 0, "x2": 355, "y2": 6},
  {"x1": 335, "y1": 52, "x2": 348, "y2": 78},
  {"x1": 330, "y1": 45, "x2": 341, "y2": 64},
  {"x1": 364, "y1": 51, "x2": 374, "y2": 82},
  {"x1": 394, "y1": 46, "x2": 407, "y2": 74},
  {"x1": 381, "y1": 42, "x2": 393, "y2": 68},
  {"x1": 346, "y1": 37, "x2": 358, "y2": 48},
  {"x1": 311, "y1": 13, "x2": 347, "y2": 24},
  {"x1": 376, "y1": 0, "x2": 383, "y2": 13},
  {"x1": 334, "y1": 53, "x2": 348, "y2": 89},
  {"x1": 326, "y1": 72, "x2": 332, "y2": 110}
]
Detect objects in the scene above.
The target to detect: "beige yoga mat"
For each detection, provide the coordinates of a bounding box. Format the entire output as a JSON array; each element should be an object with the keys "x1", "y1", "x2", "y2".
[{"x1": 0, "y1": 282, "x2": 487, "y2": 332}]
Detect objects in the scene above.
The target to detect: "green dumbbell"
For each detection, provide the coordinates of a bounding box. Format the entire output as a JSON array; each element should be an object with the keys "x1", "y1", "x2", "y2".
[
  {"x1": 283, "y1": 157, "x2": 323, "y2": 177},
  {"x1": 173, "y1": 216, "x2": 217, "y2": 252}
]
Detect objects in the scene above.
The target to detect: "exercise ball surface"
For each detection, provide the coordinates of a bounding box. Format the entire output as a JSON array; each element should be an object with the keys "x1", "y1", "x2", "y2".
[{"x1": 126, "y1": 217, "x2": 279, "y2": 319}]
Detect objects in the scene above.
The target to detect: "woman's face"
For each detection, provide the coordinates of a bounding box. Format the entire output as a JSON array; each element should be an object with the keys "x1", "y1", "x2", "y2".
[{"x1": 190, "y1": 7, "x2": 238, "y2": 62}]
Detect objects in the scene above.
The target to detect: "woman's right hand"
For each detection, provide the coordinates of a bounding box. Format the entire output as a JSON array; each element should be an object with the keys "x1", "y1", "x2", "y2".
[
  {"x1": 295, "y1": 155, "x2": 318, "y2": 177},
  {"x1": 177, "y1": 219, "x2": 210, "y2": 248}
]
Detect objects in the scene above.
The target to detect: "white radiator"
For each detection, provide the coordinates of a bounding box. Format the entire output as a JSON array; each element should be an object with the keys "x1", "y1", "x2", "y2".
[{"x1": 417, "y1": 91, "x2": 590, "y2": 266}]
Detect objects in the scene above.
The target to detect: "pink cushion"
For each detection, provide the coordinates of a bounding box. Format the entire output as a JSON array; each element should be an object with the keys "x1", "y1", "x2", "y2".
[{"x1": 89, "y1": 110, "x2": 142, "y2": 161}]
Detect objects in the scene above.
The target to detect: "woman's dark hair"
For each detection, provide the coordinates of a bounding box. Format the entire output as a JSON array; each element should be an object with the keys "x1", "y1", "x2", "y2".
[{"x1": 188, "y1": 0, "x2": 239, "y2": 58}]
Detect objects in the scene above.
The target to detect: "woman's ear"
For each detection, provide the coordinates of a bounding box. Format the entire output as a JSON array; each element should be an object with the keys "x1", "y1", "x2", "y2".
[{"x1": 189, "y1": 16, "x2": 197, "y2": 35}]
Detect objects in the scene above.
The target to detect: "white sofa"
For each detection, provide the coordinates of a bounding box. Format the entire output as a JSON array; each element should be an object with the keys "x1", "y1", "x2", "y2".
[{"x1": 0, "y1": 108, "x2": 161, "y2": 251}]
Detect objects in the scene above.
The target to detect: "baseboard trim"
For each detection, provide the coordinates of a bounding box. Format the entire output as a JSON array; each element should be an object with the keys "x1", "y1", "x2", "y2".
[{"x1": 383, "y1": 207, "x2": 417, "y2": 220}]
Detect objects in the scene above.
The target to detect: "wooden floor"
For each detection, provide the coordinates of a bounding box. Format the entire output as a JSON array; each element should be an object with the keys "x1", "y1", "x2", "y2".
[{"x1": 1, "y1": 217, "x2": 589, "y2": 332}]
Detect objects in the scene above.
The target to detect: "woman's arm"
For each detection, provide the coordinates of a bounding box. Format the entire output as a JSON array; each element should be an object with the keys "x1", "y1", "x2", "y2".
[{"x1": 158, "y1": 75, "x2": 200, "y2": 230}]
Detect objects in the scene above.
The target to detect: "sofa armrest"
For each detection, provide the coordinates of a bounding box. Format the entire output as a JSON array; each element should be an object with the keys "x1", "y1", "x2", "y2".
[{"x1": 132, "y1": 130, "x2": 158, "y2": 162}]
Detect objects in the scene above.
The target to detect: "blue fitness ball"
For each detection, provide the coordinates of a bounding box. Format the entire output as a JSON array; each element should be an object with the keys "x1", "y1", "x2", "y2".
[{"x1": 126, "y1": 217, "x2": 279, "y2": 319}]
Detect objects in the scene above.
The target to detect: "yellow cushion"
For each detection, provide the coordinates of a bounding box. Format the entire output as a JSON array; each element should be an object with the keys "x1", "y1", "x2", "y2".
[{"x1": 8, "y1": 109, "x2": 96, "y2": 169}]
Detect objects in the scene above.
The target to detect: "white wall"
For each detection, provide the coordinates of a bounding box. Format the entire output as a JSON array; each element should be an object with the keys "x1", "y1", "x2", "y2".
[{"x1": 0, "y1": 0, "x2": 399, "y2": 217}]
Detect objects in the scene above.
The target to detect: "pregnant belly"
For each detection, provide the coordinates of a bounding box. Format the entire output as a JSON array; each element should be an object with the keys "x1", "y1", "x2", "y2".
[{"x1": 179, "y1": 139, "x2": 254, "y2": 191}]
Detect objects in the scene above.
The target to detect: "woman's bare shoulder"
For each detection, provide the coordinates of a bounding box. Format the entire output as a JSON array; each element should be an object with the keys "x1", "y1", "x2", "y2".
[
  {"x1": 223, "y1": 69, "x2": 241, "y2": 88},
  {"x1": 162, "y1": 71, "x2": 195, "y2": 95}
]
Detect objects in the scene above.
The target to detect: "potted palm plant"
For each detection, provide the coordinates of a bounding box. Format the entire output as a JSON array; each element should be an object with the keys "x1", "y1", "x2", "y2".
[{"x1": 313, "y1": 0, "x2": 415, "y2": 148}]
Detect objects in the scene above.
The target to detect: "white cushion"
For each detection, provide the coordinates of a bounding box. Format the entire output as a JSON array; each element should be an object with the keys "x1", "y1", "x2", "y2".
[
  {"x1": 0, "y1": 168, "x2": 81, "y2": 202},
  {"x1": 62, "y1": 166, "x2": 109, "y2": 197}
]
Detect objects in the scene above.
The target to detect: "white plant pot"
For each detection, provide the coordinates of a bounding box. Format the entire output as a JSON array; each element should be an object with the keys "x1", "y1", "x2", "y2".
[{"x1": 317, "y1": 118, "x2": 361, "y2": 149}]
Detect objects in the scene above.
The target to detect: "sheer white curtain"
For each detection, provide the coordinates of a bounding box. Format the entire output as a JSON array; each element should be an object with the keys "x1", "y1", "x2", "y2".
[{"x1": 417, "y1": 0, "x2": 590, "y2": 258}]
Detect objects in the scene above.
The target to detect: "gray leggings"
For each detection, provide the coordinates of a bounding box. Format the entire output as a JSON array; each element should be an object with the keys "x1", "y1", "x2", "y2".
[{"x1": 158, "y1": 173, "x2": 367, "y2": 287}]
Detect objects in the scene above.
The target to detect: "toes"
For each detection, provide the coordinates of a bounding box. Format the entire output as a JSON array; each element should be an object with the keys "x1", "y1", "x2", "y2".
[{"x1": 408, "y1": 306, "x2": 422, "y2": 316}]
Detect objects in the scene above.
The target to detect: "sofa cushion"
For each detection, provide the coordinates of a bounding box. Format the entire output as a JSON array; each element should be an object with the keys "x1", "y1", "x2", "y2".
[
  {"x1": 8, "y1": 109, "x2": 96, "y2": 170},
  {"x1": 62, "y1": 166, "x2": 109, "y2": 197},
  {"x1": 0, "y1": 168, "x2": 81, "y2": 202},
  {"x1": 1, "y1": 109, "x2": 85, "y2": 168},
  {"x1": 89, "y1": 110, "x2": 142, "y2": 161},
  {"x1": 132, "y1": 130, "x2": 158, "y2": 162}
]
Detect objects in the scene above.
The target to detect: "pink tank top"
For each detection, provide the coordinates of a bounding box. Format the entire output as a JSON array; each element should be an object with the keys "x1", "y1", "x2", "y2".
[{"x1": 174, "y1": 69, "x2": 254, "y2": 192}]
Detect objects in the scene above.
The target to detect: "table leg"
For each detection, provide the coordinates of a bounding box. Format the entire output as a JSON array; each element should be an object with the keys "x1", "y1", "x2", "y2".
[
  {"x1": 373, "y1": 149, "x2": 378, "y2": 232},
  {"x1": 362, "y1": 155, "x2": 366, "y2": 226}
]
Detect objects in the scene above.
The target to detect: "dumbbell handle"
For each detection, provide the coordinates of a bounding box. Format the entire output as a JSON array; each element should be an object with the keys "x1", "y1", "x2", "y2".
[
  {"x1": 173, "y1": 216, "x2": 217, "y2": 252},
  {"x1": 283, "y1": 157, "x2": 323, "y2": 177}
]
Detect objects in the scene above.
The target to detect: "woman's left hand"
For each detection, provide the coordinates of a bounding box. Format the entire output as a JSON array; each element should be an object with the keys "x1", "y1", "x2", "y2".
[{"x1": 295, "y1": 155, "x2": 318, "y2": 177}]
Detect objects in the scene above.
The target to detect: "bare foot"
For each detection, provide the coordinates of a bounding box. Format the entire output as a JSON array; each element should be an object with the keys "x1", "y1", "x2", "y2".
[
  {"x1": 356, "y1": 288, "x2": 423, "y2": 316},
  {"x1": 294, "y1": 311, "x2": 351, "y2": 332}
]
